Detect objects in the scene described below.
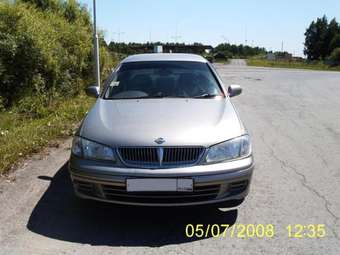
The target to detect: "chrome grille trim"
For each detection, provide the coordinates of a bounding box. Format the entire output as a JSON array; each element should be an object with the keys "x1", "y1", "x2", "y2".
[{"x1": 117, "y1": 147, "x2": 205, "y2": 168}]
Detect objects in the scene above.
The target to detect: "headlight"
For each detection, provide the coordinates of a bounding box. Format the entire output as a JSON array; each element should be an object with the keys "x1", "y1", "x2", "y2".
[
  {"x1": 71, "y1": 136, "x2": 116, "y2": 161},
  {"x1": 205, "y1": 135, "x2": 251, "y2": 163}
]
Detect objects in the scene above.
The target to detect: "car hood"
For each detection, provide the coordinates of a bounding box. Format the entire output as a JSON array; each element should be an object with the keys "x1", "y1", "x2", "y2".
[{"x1": 80, "y1": 98, "x2": 245, "y2": 147}]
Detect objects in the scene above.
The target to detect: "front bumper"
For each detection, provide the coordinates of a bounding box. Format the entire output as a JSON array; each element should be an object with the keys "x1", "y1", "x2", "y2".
[{"x1": 69, "y1": 156, "x2": 254, "y2": 206}]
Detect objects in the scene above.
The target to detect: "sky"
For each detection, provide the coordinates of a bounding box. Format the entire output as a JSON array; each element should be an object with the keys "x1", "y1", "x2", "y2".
[{"x1": 78, "y1": 0, "x2": 340, "y2": 56}]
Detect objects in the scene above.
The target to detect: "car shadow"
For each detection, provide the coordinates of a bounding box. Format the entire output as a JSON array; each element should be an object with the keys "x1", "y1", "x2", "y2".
[{"x1": 27, "y1": 162, "x2": 238, "y2": 247}]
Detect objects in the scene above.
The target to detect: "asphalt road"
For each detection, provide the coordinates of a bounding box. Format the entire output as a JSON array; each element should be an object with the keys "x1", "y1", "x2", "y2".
[{"x1": 1, "y1": 59, "x2": 340, "y2": 254}]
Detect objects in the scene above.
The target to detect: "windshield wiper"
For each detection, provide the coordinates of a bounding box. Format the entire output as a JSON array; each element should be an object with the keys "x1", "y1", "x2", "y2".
[
  {"x1": 107, "y1": 94, "x2": 189, "y2": 100},
  {"x1": 134, "y1": 94, "x2": 187, "y2": 99},
  {"x1": 193, "y1": 93, "x2": 219, "y2": 98},
  {"x1": 109, "y1": 94, "x2": 168, "y2": 99},
  {"x1": 137, "y1": 95, "x2": 166, "y2": 99}
]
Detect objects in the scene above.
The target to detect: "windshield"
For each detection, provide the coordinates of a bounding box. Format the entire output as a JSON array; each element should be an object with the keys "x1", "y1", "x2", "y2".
[{"x1": 104, "y1": 61, "x2": 224, "y2": 99}]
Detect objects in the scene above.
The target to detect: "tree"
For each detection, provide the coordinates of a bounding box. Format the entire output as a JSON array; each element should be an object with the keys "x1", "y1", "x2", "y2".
[
  {"x1": 20, "y1": 0, "x2": 62, "y2": 12},
  {"x1": 327, "y1": 18, "x2": 340, "y2": 55},
  {"x1": 304, "y1": 16, "x2": 329, "y2": 60},
  {"x1": 330, "y1": 47, "x2": 340, "y2": 63},
  {"x1": 330, "y1": 34, "x2": 340, "y2": 53},
  {"x1": 304, "y1": 16, "x2": 340, "y2": 60}
]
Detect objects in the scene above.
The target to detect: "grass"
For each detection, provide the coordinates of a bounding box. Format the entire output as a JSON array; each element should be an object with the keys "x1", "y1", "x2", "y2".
[
  {"x1": 213, "y1": 59, "x2": 231, "y2": 64},
  {"x1": 0, "y1": 94, "x2": 94, "y2": 174},
  {"x1": 247, "y1": 59, "x2": 340, "y2": 71}
]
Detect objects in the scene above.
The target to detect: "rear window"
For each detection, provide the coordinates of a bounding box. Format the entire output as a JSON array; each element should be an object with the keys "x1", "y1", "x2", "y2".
[{"x1": 104, "y1": 61, "x2": 224, "y2": 99}]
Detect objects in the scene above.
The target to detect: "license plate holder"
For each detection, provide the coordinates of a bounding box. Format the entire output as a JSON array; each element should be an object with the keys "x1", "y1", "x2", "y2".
[{"x1": 126, "y1": 178, "x2": 193, "y2": 192}]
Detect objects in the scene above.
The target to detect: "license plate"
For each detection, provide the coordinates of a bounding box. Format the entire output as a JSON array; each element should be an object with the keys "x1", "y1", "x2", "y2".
[{"x1": 126, "y1": 178, "x2": 193, "y2": 192}]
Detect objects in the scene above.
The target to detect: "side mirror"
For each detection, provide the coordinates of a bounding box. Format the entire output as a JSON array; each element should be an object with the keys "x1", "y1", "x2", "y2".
[
  {"x1": 228, "y1": 84, "x2": 242, "y2": 97},
  {"x1": 85, "y1": 85, "x2": 100, "y2": 98}
]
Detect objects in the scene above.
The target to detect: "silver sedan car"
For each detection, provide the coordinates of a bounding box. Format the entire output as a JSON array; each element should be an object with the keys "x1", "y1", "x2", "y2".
[{"x1": 69, "y1": 53, "x2": 254, "y2": 207}]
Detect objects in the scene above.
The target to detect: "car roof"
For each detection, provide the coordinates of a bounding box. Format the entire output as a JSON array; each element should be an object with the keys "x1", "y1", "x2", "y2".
[{"x1": 121, "y1": 53, "x2": 208, "y2": 64}]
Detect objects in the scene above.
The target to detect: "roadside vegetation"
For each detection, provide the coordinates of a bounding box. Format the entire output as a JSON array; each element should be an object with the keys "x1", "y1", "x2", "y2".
[
  {"x1": 212, "y1": 43, "x2": 266, "y2": 59},
  {"x1": 0, "y1": 0, "x2": 117, "y2": 174},
  {"x1": 247, "y1": 59, "x2": 340, "y2": 71},
  {"x1": 0, "y1": 95, "x2": 94, "y2": 173}
]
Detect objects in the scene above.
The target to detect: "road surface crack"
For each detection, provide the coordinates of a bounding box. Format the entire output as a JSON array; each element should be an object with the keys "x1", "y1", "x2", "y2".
[{"x1": 260, "y1": 134, "x2": 340, "y2": 240}]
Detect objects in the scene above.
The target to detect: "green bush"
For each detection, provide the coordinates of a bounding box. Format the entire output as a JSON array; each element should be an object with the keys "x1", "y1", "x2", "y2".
[
  {"x1": 0, "y1": 95, "x2": 5, "y2": 112},
  {"x1": 0, "y1": 0, "x2": 115, "y2": 110}
]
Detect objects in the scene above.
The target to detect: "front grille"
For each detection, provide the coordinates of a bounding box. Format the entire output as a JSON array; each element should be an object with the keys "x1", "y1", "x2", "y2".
[
  {"x1": 118, "y1": 147, "x2": 205, "y2": 168},
  {"x1": 75, "y1": 180, "x2": 220, "y2": 204},
  {"x1": 119, "y1": 148, "x2": 158, "y2": 163}
]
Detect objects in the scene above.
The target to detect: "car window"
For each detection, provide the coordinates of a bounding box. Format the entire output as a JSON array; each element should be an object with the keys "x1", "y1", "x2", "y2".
[{"x1": 104, "y1": 61, "x2": 224, "y2": 99}]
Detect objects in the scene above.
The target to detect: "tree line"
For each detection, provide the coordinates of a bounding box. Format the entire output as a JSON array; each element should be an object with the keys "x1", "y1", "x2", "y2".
[
  {"x1": 108, "y1": 41, "x2": 267, "y2": 59},
  {"x1": 213, "y1": 43, "x2": 266, "y2": 58},
  {"x1": 108, "y1": 42, "x2": 214, "y2": 55}
]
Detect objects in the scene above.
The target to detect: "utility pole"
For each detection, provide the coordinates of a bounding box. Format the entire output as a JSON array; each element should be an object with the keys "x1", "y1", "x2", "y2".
[
  {"x1": 245, "y1": 26, "x2": 248, "y2": 45},
  {"x1": 281, "y1": 41, "x2": 284, "y2": 52},
  {"x1": 93, "y1": 0, "x2": 101, "y2": 89},
  {"x1": 171, "y1": 35, "x2": 182, "y2": 43},
  {"x1": 113, "y1": 30, "x2": 125, "y2": 57},
  {"x1": 171, "y1": 24, "x2": 182, "y2": 44},
  {"x1": 148, "y1": 28, "x2": 152, "y2": 43},
  {"x1": 221, "y1": 35, "x2": 229, "y2": 44},
  {"x1": 114, "y1": 29, "x2": 125, "y2": 43}
]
